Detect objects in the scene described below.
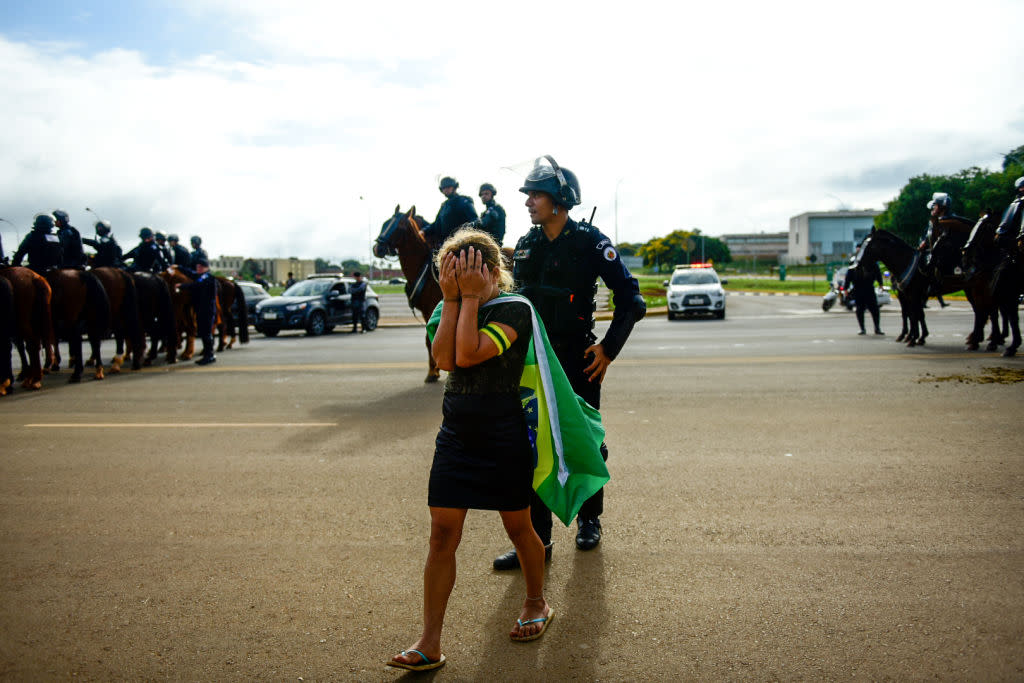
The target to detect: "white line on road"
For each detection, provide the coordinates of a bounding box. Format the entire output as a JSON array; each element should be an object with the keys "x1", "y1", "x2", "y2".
[{"x1": 24, "y1": 423, "x2": 337, "y2": 428}]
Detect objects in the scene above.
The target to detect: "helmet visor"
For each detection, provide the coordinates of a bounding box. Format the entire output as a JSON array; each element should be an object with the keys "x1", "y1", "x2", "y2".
[{"x1": 524, "y1": 156, "x2": 559, "y2": 184}]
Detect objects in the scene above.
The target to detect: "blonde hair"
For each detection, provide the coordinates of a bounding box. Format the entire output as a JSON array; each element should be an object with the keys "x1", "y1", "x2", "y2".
[{"x1": 435, "y1": 225, "x2": 513, "y2": 292}]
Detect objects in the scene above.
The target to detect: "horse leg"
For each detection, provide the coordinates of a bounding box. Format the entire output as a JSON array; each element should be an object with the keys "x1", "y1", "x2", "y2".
[
  {"x1": 424, "y1": 334, "x2": 440, "y2": 383},
  {"x1": 965, "y1": 308, "x2": 984, "y2": 350},
  {"x1": 986, "y1": 309, "x2": 1003, "y2": 351},
  {"x1": 15, "y1": 337, "x2": 28, "y2": 381},
  {"x1": 23, "y1": 338, "x2": 43, "y2": 390},
  {"x1": 110, "y1": 332, "x2": 124, "y2": 373},
  {"x1": 1000, "y1": 294, "x2": 1021, "y2": 357}
]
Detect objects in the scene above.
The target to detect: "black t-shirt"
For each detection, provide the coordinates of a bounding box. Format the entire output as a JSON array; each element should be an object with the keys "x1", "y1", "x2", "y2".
[{"x1": 445, "y1": 299, "x2": 532, "y2": 395}]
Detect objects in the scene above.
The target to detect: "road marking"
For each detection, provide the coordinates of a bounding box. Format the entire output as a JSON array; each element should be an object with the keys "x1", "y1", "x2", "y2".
[
  {"x1": 617, "y1": 352, "x2": 1000, "y2": 366},
  {"x1": 24, "y1": 423, "x2": 337, "y2": 428}
]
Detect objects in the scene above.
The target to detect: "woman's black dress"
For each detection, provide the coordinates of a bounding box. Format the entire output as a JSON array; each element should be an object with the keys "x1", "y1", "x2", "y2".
[{"x1": 428, "y1": 299, "x2": 533, "y2": 511}]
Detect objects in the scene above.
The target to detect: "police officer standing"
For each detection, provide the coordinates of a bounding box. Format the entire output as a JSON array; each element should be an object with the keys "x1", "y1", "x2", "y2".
[
  {"x1": 82, "y1": 220, "x2": 123, "y2": 268},
  {"x1": 124, "y1": 227, "x2": 169, "y2": 273},
  {"x1": 474, "y1": 182, "x2": 506, "y2": 246},
  {"x1": 53, "y1": 210, "x2": 87, "y2": 269},
  {"x1": 175, "y1": 256, "x2": 218, "y2": 365},
  {"x1": 167, "y1": 234, "x2": 191, "y2": 266},
  {"x1": 421, "y1": 176, "x2": 478, "y2": 249},
  {"x1": 493, "y1": 156, "x2": 646, "y2": 570},
  {"x1": 189, "y1": 235, "x2": 208, "y2": 268},
  {"x1": 845, "y1": 257, "x2": 884, "y2": 335},
  {"x1": 12, "y1": 214, "x2": 63, "y2": 274},
  {"x1": 350, "y1": 270, "x2": 367, "y2": 333}
]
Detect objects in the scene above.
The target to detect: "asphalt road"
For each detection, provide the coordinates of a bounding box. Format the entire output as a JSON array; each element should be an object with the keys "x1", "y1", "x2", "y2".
[{"x1": 1, "y1": 294, "x2": 1022, "y2": 680}]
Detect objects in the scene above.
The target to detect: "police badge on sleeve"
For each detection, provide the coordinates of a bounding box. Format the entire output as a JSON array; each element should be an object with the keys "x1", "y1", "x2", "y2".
[{"x1": 596, "y1": 238, "x2": 617, "y2": 262}]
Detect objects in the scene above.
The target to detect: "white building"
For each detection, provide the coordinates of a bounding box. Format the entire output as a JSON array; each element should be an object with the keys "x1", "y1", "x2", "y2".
[{"x1": 786, "y1": 210, "x2": 880, "y2": 265}]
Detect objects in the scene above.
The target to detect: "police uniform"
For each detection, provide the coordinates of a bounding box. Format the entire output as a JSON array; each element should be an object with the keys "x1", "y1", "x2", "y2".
[
  {"x1": 155, "y1": 235, "x2": 173, "y2": 265},
  {"x1": 422, "y1": 179, "x2": 478, "y2": 248},
  {"x1": 995, "y1": 178, "x2": 1024, "y2": 249},
  {"x1": 845, "y1": 260, "x2": 884, "y2": 334},
  {"x1": 350, "y1": 277, "x2": 368, "y2": 332},
  {"x1": 170, "y1": 242, "x2": 191, "y2": 266},
  {"x1": 189, "y1": 246, "x2": 209, "y2": 269},
  {"x1": 82, "y1": 234, "x2": 123, "y2": 268},
  {"x1": 57, "y1": 224, "x2": 87, "y2": 268},
  {"x1": 178, "y1": 264, "x2": 218, "y2": 364},
  {"x1": 125, "y1": 240, "x2": 169, "y2": 273},
  {"x1": 13, "y1": 218, "x2": 63, "y2": 275},
  {"x1": 477, "y1": 198, "x2": 506, "y2": 246},
  {"x1": 512, "y1": 219, "x2": 643, "y2": 548}
]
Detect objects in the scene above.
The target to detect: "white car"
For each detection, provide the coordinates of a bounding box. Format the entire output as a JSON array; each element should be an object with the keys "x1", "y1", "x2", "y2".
[{"x1": 664, "y1": 264, "x2": 727, "y2": 320}]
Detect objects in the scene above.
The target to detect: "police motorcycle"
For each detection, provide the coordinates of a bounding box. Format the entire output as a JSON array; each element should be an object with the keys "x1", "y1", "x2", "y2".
[{"x1": 821, "y1": 266, "x2": 892, "y2": 312}]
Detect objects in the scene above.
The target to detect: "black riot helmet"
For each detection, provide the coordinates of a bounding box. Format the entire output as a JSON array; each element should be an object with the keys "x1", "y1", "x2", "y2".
[
  {"x1": 53, "y1": 209, "x2": 70, "y2": 226},
  {"x1": 479, "y1": 183, "x2": 496, "y2": 196},
  {"x1": 190, "y1": 235, "x2": 202, "y2": 248},
  {"x1": 926, "y1": 192, "x2": 952, "y2": 213},
  {"x1": 33, "y1": 213, "x2": 56, "y2": 232},
  {"x1": 518, "y1": 155, "x2": 581, "y2": 208},
  {"x1": 167, "y1": 233, "x2": 179, "y2": 243},
  {"x1": 155, "y1": 231, "x2": 167, "y2": 241},
  {"x1": 1015, "y1": 176, "x2": 1024, "y2": 193},
  {"x1": 95, "y1": 220, "x2": 111, "y2": 236},
  {"x1": 439, "y1": 176, "x2": 459, "y2": 191},
  {"x1": 139, "y1": 226, "x2": 154, "y2": 240}
]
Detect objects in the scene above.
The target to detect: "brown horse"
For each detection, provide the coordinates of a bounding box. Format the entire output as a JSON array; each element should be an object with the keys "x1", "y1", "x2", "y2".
[
  {"x1": 0, "y1": 266, "x2": 54, "y2": 390},
  {"x1": 214, "y1": 276, "x2": 249, "y2": 351},
  {"x1": 89, "y1": 267, "x2": 144, "y2": 372},
  {"x1": 373, "y1": 206, "x2": 443, "y2": 382},
  {"x1": 46, "y1": 268, "x2": 110, "y2": 382},
  {"x1": 0, "y1": 275, "x2": 13, "y2": 395},
  {"x1": 161, "y1": 267, "x2": 198, "y2": 360},
  {"x1": 131, "y1": 271, "x2": 178, "y2": 365}
]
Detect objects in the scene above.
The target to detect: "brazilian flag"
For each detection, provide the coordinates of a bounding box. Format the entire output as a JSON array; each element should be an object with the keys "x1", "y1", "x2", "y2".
[{"x1": 427, "y1": 293, "x2": 609, "y2": 526}]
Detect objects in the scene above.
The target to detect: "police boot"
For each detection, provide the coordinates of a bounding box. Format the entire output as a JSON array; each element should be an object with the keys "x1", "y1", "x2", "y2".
[
  {"x1": 195, "y1": 336, "x2": 217, "y2": 366},
  {"x1": 575, "y1": 517, "x2": 602, "y2": 551},
  {"x1": 492, "y1": 543, "x2": 553, "y2": 571}
]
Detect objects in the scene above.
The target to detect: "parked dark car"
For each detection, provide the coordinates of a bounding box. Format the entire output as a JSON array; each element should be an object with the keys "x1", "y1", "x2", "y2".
[
  {"x1": 234, "y1": 280, "x2": 271, "y2": 321},
  {"x1": 254, "y1": 275, "x2": 380, "y2": 337}
]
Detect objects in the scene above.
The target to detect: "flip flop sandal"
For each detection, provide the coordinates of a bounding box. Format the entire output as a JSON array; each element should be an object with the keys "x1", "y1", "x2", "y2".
[
  {"x1": 386, "y1": 649, "x2": 446, "y2": 671},
  {"x1": 511, "y1": 607, "x2": 555, "y2": 642}
]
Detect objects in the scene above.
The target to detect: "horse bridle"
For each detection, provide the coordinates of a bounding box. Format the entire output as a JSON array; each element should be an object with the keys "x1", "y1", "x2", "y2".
[{"x1": 375, "y1": 213, "x2": 403, "y2": 257}]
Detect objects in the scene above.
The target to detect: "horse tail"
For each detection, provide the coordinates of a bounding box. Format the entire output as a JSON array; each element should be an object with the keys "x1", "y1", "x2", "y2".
[
  {"x1": 82, "y1": 270, "x2": 110, "y2": 336},
  {"x1": 31, "y1": 273, "x2": 55, "y2": 358},
  {"x1": 118, "y1": 269, "x2": 145, "y2": 357},
  {"x1": 233, "y1": 281, "x2": 249, "y2": 343}
]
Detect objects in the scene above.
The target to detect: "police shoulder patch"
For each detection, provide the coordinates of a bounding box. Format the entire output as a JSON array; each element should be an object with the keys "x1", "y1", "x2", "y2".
[
  {"x1": 595, "y1": 238, "x2": 611, "y2": 250},
  {"x1": 603, "y1": 246, "x2": 618, "y2": 262},
  {"x1": 514, "y1": 248, "x2": 531, "y2": 260}
]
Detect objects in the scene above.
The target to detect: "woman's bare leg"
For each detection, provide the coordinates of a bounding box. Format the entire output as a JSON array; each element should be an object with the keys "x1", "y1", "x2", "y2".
[
  {"x1": 391, "y1": 506, "x2": 467, "y2": 666},
  {"x1": 500, "y1": 507, "x2": 550, "y2": 639}
]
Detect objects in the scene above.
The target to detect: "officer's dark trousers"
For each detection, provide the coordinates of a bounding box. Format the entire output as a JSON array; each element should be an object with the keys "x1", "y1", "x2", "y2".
[
  {"x1": 855, "y1": 295, "x2": 880, "y2": 332},
  {"x1": 198, "y1": 311, "x2": 215, "y2": 358},
  {"x1": 529, "y1": 340, "x2": 609, "y2": 545},
  {"x1": 351, "y1": 303, "x2": 364, "y2": 331}
]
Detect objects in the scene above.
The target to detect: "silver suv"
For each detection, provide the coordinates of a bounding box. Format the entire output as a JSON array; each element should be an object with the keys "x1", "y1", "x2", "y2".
[{"x1": 664, "y1": 264, "x2": 728, "y2": 320}]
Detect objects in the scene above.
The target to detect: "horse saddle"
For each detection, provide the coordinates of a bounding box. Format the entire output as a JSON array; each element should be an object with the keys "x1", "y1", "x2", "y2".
[{"x1": 406, "y1": 259, "x2": 439, "y2": 311}]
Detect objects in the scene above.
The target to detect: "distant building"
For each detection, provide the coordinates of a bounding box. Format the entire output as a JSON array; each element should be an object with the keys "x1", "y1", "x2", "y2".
[
  {"x1": 720, "y1": 232, "x2": 788, "y2": 263},
  {"x1": 210, "y1": 256, "x2": 316, "y2": 284},
  {"x1": 786, "y1": 210, "x2": 880, "y2": 265}
]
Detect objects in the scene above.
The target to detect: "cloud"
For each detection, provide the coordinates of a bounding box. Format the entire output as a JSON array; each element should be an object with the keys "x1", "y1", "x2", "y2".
[{"x1": 2, "y1": 0, "x2": 1023, "y2": 263}]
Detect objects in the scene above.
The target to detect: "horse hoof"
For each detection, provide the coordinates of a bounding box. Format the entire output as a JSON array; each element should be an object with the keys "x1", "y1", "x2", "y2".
[
  {"x1": 29, "y1": 381, "x2": 42, "y2": 390},
  {"x1": 1003, "y1": 347, "x2": 1018, "y2": 358},
  {"x1": 985, "y1": 342, "x2": 999, "y2": 352},
  {"x1": 68, "y1": 375, "x2": 81, "y2": 384},
  {"x1": 94, "y1": 369, "x2": 104, "y2": 380},
  {"x1": 424, "y1": 374, "x2": 440, "y2": 383},
  {"x1": 966, "y1": 342, "x2": 979, "y2": 351}
]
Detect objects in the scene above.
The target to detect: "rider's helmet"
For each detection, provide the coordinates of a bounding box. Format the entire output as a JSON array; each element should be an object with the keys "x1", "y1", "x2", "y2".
[
  {"x1": 95, "y1": 220, "x2": 111, "y2": 236},
  {"x1": 1015, "y1": 176, "x2": 1024, "y2": 193},
  {"x1": 479, "y1": 182, "x2": 496, "y2": 197},
  {"x1": 519, "y1": 155, "x2": 581, "y2": 208},
  {"x1": 190, "y1": 235, "x2": 202, "y2": 248},
  {"x1": 154, "y1": 231, "x2": 167, "y2": 241},
  {"x1": 33, "y1": 213, "x2": 55, "y2": 232},
  {"x1": 139, "y1": 227, "x2": 154, "y2": 239},
  {"x1": 52, "y1": 209, "x2": 70, "y2": 226},
  {"x1": 167, "y1": 233, "x2": 179, "y2": 242},
  {"x1": 439, "y1": 176, "x2": 459, "y2": 191},
  {"x1": 926, "y1": 192, "x2": 952, "y2": 212}
]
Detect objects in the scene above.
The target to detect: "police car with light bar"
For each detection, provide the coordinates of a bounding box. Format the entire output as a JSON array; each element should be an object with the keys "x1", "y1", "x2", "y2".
[{"x1": 663, "y1": 263, "x2": 728, "y2": 320}]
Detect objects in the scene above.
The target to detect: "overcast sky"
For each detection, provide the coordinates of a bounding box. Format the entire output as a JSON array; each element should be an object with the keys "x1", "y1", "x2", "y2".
[{"x1": 2, "y1": 0, "x2": 1022, "y2": 265}]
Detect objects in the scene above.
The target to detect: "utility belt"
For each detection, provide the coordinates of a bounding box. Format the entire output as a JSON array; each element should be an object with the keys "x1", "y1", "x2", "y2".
[{"x1": 522, "y1": 284, "x2": 597, "y2": 339}]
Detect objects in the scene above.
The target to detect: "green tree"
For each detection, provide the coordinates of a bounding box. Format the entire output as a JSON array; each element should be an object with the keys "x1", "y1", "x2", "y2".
[{"x1": 636, "y1": 229, "x2": 731, "y2": 270}]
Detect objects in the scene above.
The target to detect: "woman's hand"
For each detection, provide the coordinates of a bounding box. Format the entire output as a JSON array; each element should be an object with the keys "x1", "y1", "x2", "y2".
[
  {"x1": 456, "y1": 246, "x2": 489, "y2": 299},
  {"x1": 438, "y1": 251, "x2": 460, "y2": 300}
]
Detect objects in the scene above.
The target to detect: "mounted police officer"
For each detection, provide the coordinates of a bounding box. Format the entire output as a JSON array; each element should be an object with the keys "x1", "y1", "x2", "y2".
[
  {"x1": 175, "y1": 256, "x2": 218, "y2": 365},
  {"x1": 124, "y1": 227, "x2": 169, "y2": 273},
  {"x1": 82, "y1": 220, "x2": 123, "y2": 268},
  {"x1": 154, "y1": 231, "x2": 173, "y2": 265},
  {"x1": 921, "y1": 192, "x2": 973, "y2": 279},
  {"x1": 167, "y1": 233, "x2": 191, "y2": 266},
  {"x1": 493, "y1": 155, "x2": 646, "y2": 570},
  {"x1": 421, "y1": 176, "x2": 478, "y2": 250},
  {"x1": 474, "y1": 182, "x2": 506, "y2": 246},
  {"x1": 995, "y1": 176, "x2": 1024, "y2": 250},
  {"x1": 53, "y1": 210, "x2": 87, "y2": 269},
  {"x1": 189, "y1": 235, "x2": 208, "y2": 268},
  {"x1": 12, "y1": 214, "x2": 63, "y2": 275}
]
